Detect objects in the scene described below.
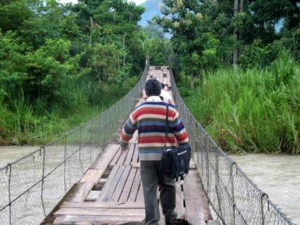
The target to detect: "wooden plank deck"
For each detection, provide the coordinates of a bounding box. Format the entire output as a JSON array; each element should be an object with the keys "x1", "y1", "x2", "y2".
[{"x1": 45, "y1": 66, "x2": 213, "y2": 225}]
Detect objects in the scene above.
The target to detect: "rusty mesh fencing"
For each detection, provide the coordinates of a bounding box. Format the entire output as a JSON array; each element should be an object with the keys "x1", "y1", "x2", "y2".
[
  {"x1": 169, "y1": 68, "x2": 295, "y2": 225},
  {"x1": 0, "y1": 62, "x2": 149, "y2": 225}
]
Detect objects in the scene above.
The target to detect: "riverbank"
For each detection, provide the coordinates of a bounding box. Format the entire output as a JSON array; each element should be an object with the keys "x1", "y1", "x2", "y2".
[
  {"x1": 0, "y1": 105, "x2": 104, "y2": 146},
  {"x1": 231, "y1": 153, "x2": 300, "y2": 224}
]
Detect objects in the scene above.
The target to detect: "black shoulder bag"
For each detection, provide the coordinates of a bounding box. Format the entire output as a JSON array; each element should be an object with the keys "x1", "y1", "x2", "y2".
[{"x1": 159, "y1": 104, "x2": 191, "y2": 181}]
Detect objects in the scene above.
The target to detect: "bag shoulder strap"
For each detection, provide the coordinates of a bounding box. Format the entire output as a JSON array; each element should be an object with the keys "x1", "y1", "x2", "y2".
[{"x1": 165, "y1": 104, "x2": 169, "y2": 138}]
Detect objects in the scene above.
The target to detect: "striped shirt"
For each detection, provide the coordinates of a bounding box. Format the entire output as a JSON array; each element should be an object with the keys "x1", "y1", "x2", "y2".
[{"x1": 120, "y1": 96, "x2": 189, "y2": 161}]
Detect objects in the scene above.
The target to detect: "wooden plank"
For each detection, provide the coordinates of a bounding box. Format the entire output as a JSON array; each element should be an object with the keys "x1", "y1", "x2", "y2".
[
  {"x1": 136, "y1": 181, "x2": 144, "y2": 202},
  {"x1": 86, "y1": 190, "x2": 100, "y2": 201},
  {"x1": 207, "y1": 221, "x2": 222, "y2": 225},
  {"x1": 90, "y1": 144, "x2": 119, "y2": 170},
  {"x1": 94, "y1": 179, "x2": 106, "y2": 191},
  {"x1": 81, "y1": 144, "x2": 119, "y2": 182},
  {"x1": 154, "y1": 70, "x2": 159, "y2": 79},
  {"x1": 54, "y1": 215, "x2": 144, "y2": 225},
  {"x1": 109, "y1": 148, "x2": 121, "y2": 166},
  {"x1": 70, "y1": 182, "x2": 94, "y2": 203},
  {"x1": 128, "y1": 170, "x2": 141, "y2": 202},
  {"x1": 132, "y1": 144, "x2": 139, "y2": 163},
  {"x1": 183, "y1": 170, "x2": 212, "y2": 225},
  {"x1": 111, "y1": 165, "x2": 131, "y2": 202},
  {"x1": 118, "y1": 167, "x2": 137, "y2": 203},
  {"x1": 159, "y1": 71, "x2": 163, "y2": 82},
  {"x1": 100, "y1": 165, "x2": 125, "y2": 202},
  {"x1": 175, "y1": 182, "x2": 185, "y2": 220},
  {"x1": 96, "y1": 165, "x2": 120, "y2": 202},
  {"x1": 54, "y1": 207, "x2": 145, "y2": 217},
  {"x1": 116, "y1": 149, "x2": 127, "y2": 165},
  {"x1": 124, "y1": 144, "x2": 135, "y2": 165},
  {"x1": 69, "y1": 145, "x2": 120, "y2": 202},
  {"x1": 80, "y1": 169, "x2": 102, "y2": 184},
  {"x1": 61, "y1": 202, "x2": 145, "y2": 209},
  {"x1": 163, "y1": 77, "x2": 168, "y2": 85},
  {"x1": 158, "y1": 71, "x2": 162, "y2": 82},
  {"x1": 190, "y1": 158, "x2": 197, "y2": 169}
]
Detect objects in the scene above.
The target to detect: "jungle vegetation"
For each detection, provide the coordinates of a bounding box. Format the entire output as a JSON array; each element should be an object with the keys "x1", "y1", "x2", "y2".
[
  {"x1": 155, "y1": 0, "x2": 300, "y2": 154},
  {"x1": 0, "y1": 0, "x2": 148, "y2": 144},
  {"x1": 0, "y1": 0, "x2": 299, "y2": 154}
]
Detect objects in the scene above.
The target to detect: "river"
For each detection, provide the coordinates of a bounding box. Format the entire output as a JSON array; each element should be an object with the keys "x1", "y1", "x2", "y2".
[
  {"x1": 0, "y1": 146, "x2": 39, "y2": 168},
  {"x1": 0, "y1": 147, "x2": 299, "y2": 224},
  {"x1": 231, "y1": 154, "x2": 300, "y2": 224}
]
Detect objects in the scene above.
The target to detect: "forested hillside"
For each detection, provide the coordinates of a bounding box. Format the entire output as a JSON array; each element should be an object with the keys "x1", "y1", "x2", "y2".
[
  {"x1": 0, "y1": 0, "x2": 147, "y2": 144},
  {"x1": 155, "y1": 0, "x2": 300, "y2": 154},
  {"x1": 0, "y1": 0, "x2": 299, "y2": 154}
]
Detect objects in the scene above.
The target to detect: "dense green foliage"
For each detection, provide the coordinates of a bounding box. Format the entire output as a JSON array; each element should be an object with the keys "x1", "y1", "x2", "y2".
[
  {"x1": 152, "y1": 0, "x2": 300, "y2": 153},
  {"x1": 143, "y1": 24, "x2": 172, "y2": 65},
  {"x1": 1, "y1": 0, "x2": 299, "y2": 154},
  {"x1": 181, "y1": 54, "x2": 300, "y2": 154},
  {"x1": 0, "y1": 0, "x2": 145, "y2": 145},
  {"x1": 179, "y1": 53, "x2": 300, "y2": 154},
  {"x1": 156, "y1": 0, "x2": 300, "y2": 79}
]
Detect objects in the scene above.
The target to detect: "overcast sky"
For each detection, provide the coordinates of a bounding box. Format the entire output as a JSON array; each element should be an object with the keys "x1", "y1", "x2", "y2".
[{"x1": 60, "y1": 0, "x2": 147, "y2": 5}]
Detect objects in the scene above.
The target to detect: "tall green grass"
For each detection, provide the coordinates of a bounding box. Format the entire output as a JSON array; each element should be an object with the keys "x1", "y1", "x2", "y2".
[
  {"x1": 181, "y1": 52, "x2": 300, "y2": 154},
  {"x1": 0, "y1": 74, "x2": 138, "y2": 145}
]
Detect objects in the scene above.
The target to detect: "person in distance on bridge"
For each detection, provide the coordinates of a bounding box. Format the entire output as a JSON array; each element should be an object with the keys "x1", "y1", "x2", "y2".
[
  {"x1": 160, "y1": 82, "x2": 172, "y2": 104},
  {"x1": 120, "y1": 79, "x2": 189, "y2": 225}
]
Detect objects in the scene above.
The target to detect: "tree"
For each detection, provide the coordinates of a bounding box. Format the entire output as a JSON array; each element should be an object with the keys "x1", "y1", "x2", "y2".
[
  {"x1": 233, "y1": 0, "x2": 239, "y2": 66},
  {"x1": 0, "y1": 0, "x2": 35, "y2": 32}
]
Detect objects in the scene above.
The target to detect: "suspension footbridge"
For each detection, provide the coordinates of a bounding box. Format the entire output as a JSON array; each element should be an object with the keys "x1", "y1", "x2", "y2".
[{"x1": 0, "y1": 61, "x2": 295, "y2": 225}]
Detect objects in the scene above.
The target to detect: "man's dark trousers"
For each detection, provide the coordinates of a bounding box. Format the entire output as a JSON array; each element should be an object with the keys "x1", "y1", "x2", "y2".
[{"x1": 140, "y1": 161, "x2": 177, "y2": 225}]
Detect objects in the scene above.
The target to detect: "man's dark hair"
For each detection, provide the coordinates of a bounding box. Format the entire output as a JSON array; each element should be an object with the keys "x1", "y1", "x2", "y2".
[{"x1": 145, "y1": 79, "x2": 161, "y2": 96}]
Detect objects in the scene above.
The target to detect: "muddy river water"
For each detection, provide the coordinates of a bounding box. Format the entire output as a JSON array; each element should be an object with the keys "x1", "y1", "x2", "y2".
[
  {"x1": 0, "y1": 147, "x2": 299, "y2": 224},
  {"x1": 0, "y1": 146, "x2": 39, "y2": 168},
  {"x1": 230, "y1": 154, "x2": 300, "y2": 224}
]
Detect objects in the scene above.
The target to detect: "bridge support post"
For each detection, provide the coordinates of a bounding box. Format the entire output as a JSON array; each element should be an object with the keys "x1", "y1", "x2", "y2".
[
  {"x1": 146, "y1": 56, "x2": 150, "y2": 67},
  {"x1": 63, "y1": 135, "x2": 67, "y2": 193},
  {"x1": 7, "y1": 164, "x2": 12, "y2": 225},
  {"x1": 230, "y1": 162, "x2": 237, "y2": 225},
  {"x1": 205, "y1": 135, "x2": 210, "y2": 202},
  {"x1": 215, "y1": 150, "x2": 223, "y2": 219},
  {"x1": 79, "y1": 126, "x2": 84, "y2": 174},
  {"x1": 260, "y1": 193, "x2": 268, "y2": 225},
  {"x1": 41, "y1": 146, "x2": 46, "y2": 217}
]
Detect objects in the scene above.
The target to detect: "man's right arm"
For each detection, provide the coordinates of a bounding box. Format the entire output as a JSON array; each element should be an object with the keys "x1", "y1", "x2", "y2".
[{"x1": 120, "y1": 113, "x2": 137, "y2": 150}]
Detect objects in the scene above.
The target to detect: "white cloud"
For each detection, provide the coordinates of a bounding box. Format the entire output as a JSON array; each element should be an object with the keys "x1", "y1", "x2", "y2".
[{"x1": 60, "y1": 0, "x2": 147, "y2": 5}]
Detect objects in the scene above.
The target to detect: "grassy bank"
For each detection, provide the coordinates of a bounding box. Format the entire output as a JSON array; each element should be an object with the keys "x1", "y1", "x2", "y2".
[
  {"x1": 0, "y1": 75, "x2": 138, "y2": 145},
  {"x1": 178, "y1": 53, "x2": 300, "y2": 154}
]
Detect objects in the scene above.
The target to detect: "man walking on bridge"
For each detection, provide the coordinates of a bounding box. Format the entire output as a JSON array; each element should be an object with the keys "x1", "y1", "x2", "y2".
[{"x1": 120, "y1": 79, "x2": 189, "y2": 225}]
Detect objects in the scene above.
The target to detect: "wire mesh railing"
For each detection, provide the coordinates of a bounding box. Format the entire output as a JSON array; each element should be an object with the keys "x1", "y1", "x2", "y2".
[
  {"x1": 0, "y1": 60, "x2": 295, "y2": 225},
  {"x1": 0, "y1": 61, "x2": 149, "y2": 225},
  {"x1": 169, "y1": 68, "x2": 295, "y2": 225}
]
